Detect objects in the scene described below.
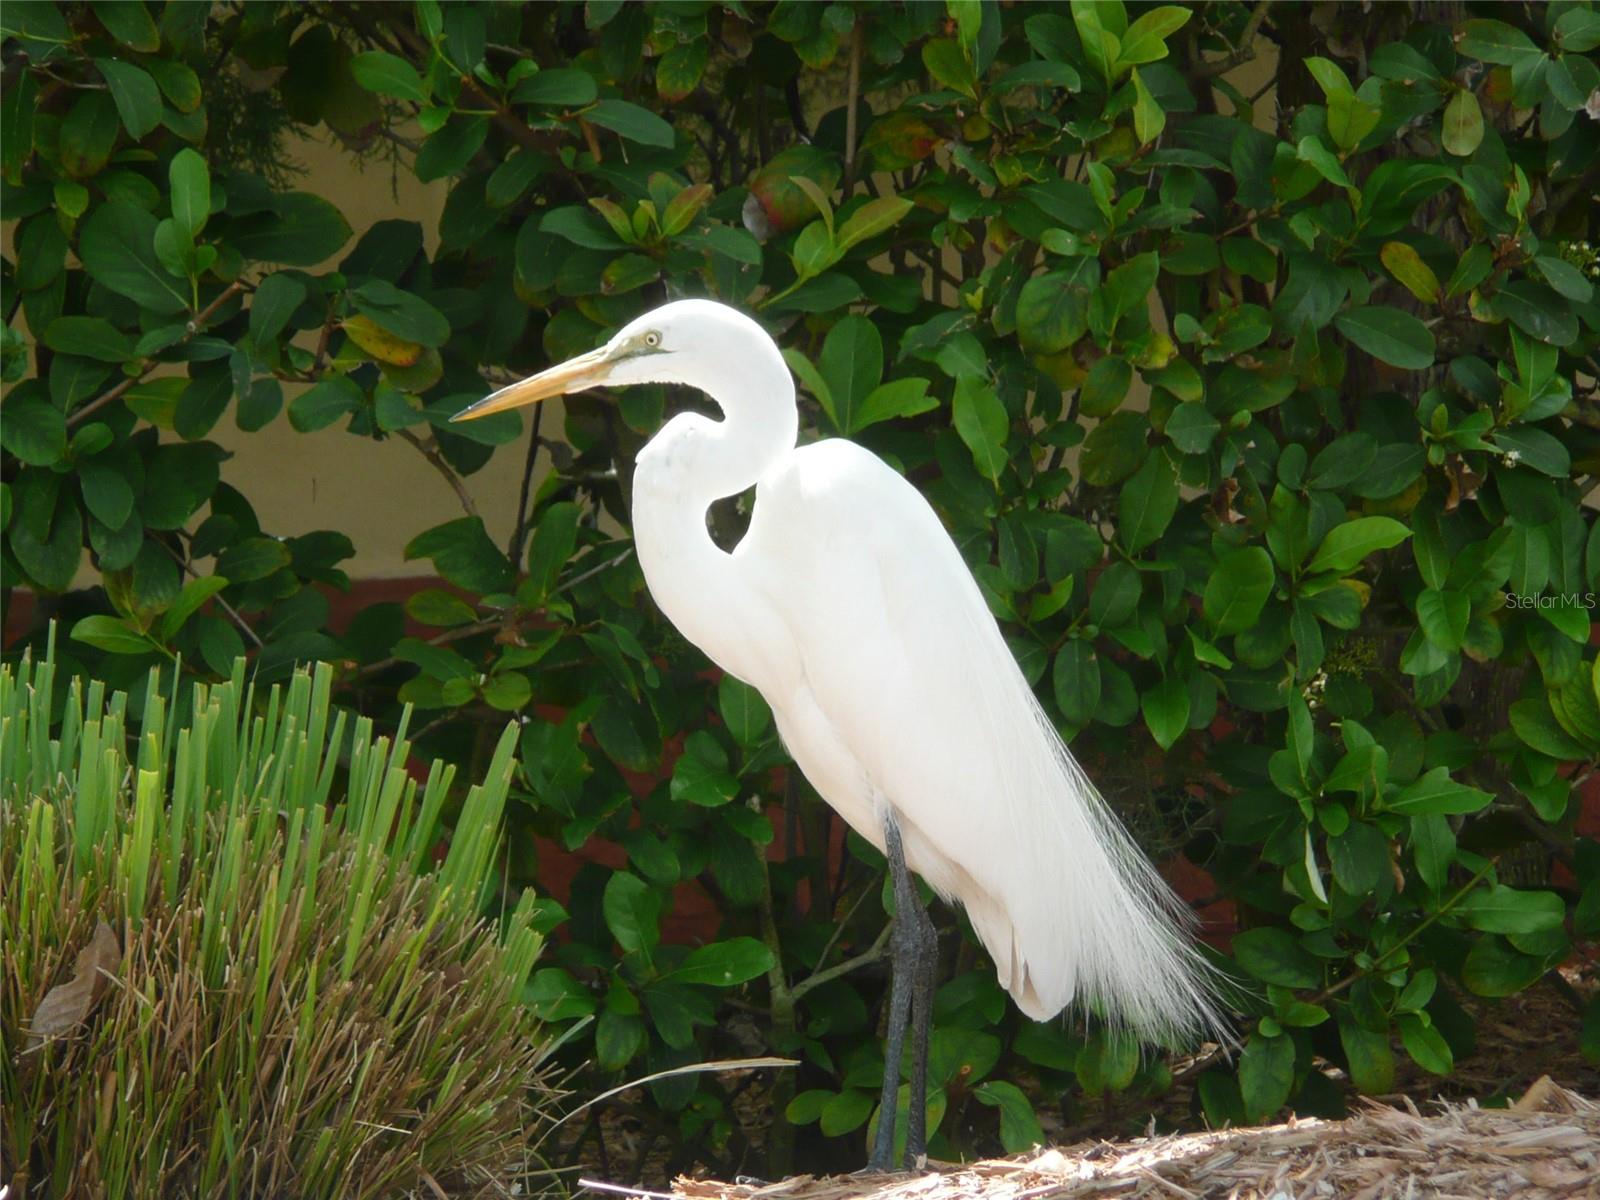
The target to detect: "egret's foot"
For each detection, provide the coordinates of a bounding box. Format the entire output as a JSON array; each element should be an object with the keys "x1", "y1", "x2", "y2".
[
  {"x1": 855, "y1": 1153, "x2": 929, "y2": 1175},
  {"x1": 855, "y1": 1157, "x2": 901, "y2": 1176}
]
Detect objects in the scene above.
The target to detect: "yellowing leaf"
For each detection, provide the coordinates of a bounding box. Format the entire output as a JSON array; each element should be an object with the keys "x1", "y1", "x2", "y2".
[
  {"x1": 835, "y1": 195, "x2": 913, "y2": 253},
  {"x1": 1380, "y1": 241, "x2": 1441, "y2": 304},
  {"x1": 662, "y1": 183, "x2": 713, "y2": 236},
  {"x1": 1442, "y1": 89, "x2": 1485, "y2": 156},
  {"x1": 342, "y1": 314, "x2": 422, "y2": 366},
  {"x1": 1118, "y1": 5, "x2": 1191, "y2": 68}
]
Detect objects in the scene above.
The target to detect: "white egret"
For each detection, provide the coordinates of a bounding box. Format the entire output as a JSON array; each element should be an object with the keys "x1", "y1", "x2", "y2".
[{"x1": 455, "y1": 299, "x2": 1224, "y2": 1169}]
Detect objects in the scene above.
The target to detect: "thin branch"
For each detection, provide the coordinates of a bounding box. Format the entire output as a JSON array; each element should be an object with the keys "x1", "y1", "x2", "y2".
[
  {"x1": 554, "y1": 1058, "x2": 797, "y2": 1132},
  {"x1": 1189, "y1": 0, "x2": 1273, "y2": 82},
  {"x1": 156, "y1": 536, "x2": 265, "y2": 650},
  {"x1": 344, "y1": 617, "x2": 503, "y2": 683},
  {"x1": 790, "y1": 922, "x2": 893, "y2": 1002},
  {"x1": 807, "y1": 870, "x2": 875, "y2": 977},
  {"x1": 397, "y1": 429, "x2": 480, "y2": 519},
  {"x1": 508, "y1": 400, "x2": 546, "y2": 571},
  {"x1": 380, "y1": 15, "x2": 564, "y2": 159},
  {"x1": 842, "y1": 20, "x2": 863, "y2": 197},
  {"x1": 552, "y1": 548, "x2": 635, "y2": 598},
  {"x1": 1305, "y1": 858, "x2": 1497, "y2": 1009},
  {"x1": 67, "y1": 281, "x2": 247, "y2": 429},
  {"x1": 375, "y1": 125, "x2": 424, "y2": 156},
  {"x1": 310, "y1": 298, "x2": 338, "y2": 377}
]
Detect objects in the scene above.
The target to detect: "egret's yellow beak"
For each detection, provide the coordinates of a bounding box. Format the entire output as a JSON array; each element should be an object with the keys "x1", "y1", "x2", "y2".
[{"x1": 451, "y1": 344, "x2": 614, "y2": 421}]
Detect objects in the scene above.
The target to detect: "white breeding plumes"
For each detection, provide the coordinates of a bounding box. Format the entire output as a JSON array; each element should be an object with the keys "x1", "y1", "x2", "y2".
[{"x1": 455, "y1": 298, "x2": 1226, "y2": 1168}]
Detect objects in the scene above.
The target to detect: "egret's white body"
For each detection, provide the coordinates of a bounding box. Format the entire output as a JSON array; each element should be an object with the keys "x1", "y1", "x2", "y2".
[{"x1": 458, "y1": 300, "x2": 1222, "y2": 1152}]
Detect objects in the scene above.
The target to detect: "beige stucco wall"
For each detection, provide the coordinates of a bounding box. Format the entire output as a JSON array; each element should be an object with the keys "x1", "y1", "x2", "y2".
[{"x1": 213, "y1": 131, "x2": 558, "y2": 578}]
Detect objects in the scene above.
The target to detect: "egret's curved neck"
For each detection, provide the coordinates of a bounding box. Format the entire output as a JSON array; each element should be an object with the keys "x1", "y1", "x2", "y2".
[
  {"x1": 633, "y1": 334, "x2": 798, "y2": 509},
  {"x1": 630, "y1": 335, "x2": 799, "y2": 684},
  {"x1": 645, "y1": 349, "x2": 798, "y2": 500}
]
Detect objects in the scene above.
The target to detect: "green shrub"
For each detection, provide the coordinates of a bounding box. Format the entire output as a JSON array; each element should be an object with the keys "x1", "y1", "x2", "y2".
[
  {"x1": 0, "y1": 638, "x2": 553, "y2": 1198},
  {"x1": 4, "y1": 0, "x2": 1599, "y2": 1176}
]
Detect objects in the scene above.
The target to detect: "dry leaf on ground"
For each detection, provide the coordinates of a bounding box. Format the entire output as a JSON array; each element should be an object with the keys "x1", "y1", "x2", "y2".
[{"x1": 25, "y1": 919, "x2": 121, "y2": 1051}]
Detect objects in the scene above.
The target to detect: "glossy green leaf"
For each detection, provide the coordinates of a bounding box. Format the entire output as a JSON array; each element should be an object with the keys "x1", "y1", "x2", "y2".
[
  {"x1": 404, "y1": 517, "x2": 514, "y2": 594},
  {"x1": 1397, "y1": 1013, "x2": 1453, "y2": 1075},
  {"x1": 1334, "y1": 306, "x2": 1436, "y2": 369},
  {"x1": 1307, "y1": 517, "x2": 1411, "y2": 576},
  {"x1": 974, "y1": 1080, "x2": 1045, "y2": 1153},
  {"x1": 1117, "y1": 5, "x2": 1189, "y2": 66},
  {"x1": 853, "y1": 377, "x2": 935, "y2": 433},
  {"x1": 952, "y1": 376, "x2": 1008, "y2": 481},
  {"x1": 1130, "y1": 68, "x2": 1165, "y2": 144},
  {"x1": 1239, "y1": 1031, "x2": 1295, "y2": 1122},
  {"x1": 41, "y1": 317, "x2": 134, "y2": 363},
  {"x1": 1338, "y1": 1015, "x2": 1395, "y2": 1093},
  {"x1": 228, "y1": 193, "x2": 352, "y2": 266},
  {"x1": 602, "y1": 871, "x2": 662, "y2": 955},
  {"x1": 1387, "y1": 767, "x2": 1493, "y2": 816},
  {"x1": 78, "y1": 201, "x2": 190, "y2": 314},
  {"x1": 1460, "y1": 886, "x2": 1565, "y2": 935},
  {"x1": 585, "y1": 99, "x2": 675, "y2": 147},
  {"x1": 1457, "y1": 19, "x2": 1541, "y2": 65},
  {"x1": 349, "y1": 280, "x2": 450, "y2": 347},
  {"x1": 71, "y1": 615, "x2": 156, "y2": 656},
  {"x1": 1415, "y1": 587, "x2": 1469, "y2": 651},
  {"x1": 1080, "y1": 355, "x2": 1132, "y2": 417},
  {"x1": 1118, "y1": 449, "x2": 1178, "y2": 553},
  {"x1": 1554, "y1": 8, "x2": 1600, "y2": 52},
  {"x1": 1141, "y1": 674, "x2": 1190, "y2": 750},
  {"x1": 93, "y1": 1, "x2": 160, "y2": 51},
  {"x1": 670, "y1": 937, "x2": 775, "y2": 986},
  {"x1": 1165, "y1": 403, "x2": 1219, "y2": 453},
  {"x1": 922, "y1": 38, "x2": 977, "y2": 98},
  {"x1": 718, "y1": 676, "x2": 772, "y2": 747},
  {"x1": 1053, "y1": 641, "x2": 1101, "y2": 727},
  {"x1": 350, "y1": 51, "x2": 430, "y2": 103},
  {"x1": 169, "y1": 148, "x2": 209, "y2": 239},
  {"x1": 1079, "y1": 410, "x2": 1148, "y2": 487},
  {"x1": 216, "y1": 536, "x2": 291, "y2": 583},
  {"x1": 160, "y1": 575, "x2": 230, "y2": 641},
  {"x1": 249, "y1": 273, "x2": 307, "y2": 344},
  {"x1": 818, "y1": 316, "x2": 883, "y2": 434},
  {"x1": 288, "y1": 376, "x2": 362, "y2": 433},
  {"x1": 1017, "y1": 264, "x2": 1094, "y2": 353},
  {"x1": 1204, "y1": 547, "x2": 1274, "y2": 635},
  {"x1": 1233, "y1": 927, "x2": 1320, "y2": 988},
  {"x1": 96, "y1": 58, "x2": 163, "y2": 139}
]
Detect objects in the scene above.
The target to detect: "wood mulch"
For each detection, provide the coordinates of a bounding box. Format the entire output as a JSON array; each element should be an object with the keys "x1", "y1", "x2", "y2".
[{"x1": 582, "y1": 1077, "x2": 1598, "y2": 1200}]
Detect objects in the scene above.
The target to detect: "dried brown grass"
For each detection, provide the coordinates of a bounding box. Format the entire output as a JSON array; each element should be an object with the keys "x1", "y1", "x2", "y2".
[
  {"x1": 648, "y1": 1078, "x2": 1599, "y2": 1200},
  {"x1": 1, "y1": 652, "x2": 557, "y2": 1198}
]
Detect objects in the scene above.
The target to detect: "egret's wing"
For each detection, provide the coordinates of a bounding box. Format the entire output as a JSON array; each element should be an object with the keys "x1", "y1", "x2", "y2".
[{"x1": 743, "y1": 440, "x2": 1221, "y2": 1041}]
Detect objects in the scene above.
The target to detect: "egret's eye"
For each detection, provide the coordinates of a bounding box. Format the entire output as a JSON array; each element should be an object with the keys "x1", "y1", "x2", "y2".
[{"x1": 643, "y1": 331, "x2": 662, "y2": 348}]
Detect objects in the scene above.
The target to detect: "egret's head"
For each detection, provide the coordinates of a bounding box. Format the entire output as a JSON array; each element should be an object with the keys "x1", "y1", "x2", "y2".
[{"x1": 452, "y1": 299, "x2": 749, "y2": 422}]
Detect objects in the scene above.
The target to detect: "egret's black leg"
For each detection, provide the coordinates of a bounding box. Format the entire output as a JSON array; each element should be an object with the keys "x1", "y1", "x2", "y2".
[
  {"x1": 905, "y1": 888, "x2": 937, "y2": 1169},
  {"x1": 866, "y1": 814, "x2": 938, "y2": 1172}
]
